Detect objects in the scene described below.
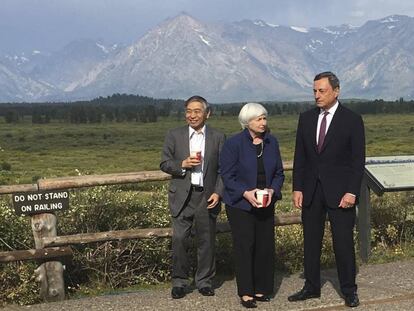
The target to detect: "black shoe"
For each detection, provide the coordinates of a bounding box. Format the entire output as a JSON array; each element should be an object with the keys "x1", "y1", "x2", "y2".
[
  {"x1": 288, "y1": 287, "x2": 321, "y2": 302},
  {"x1": 240, "y1": 298, "x2": 257, "y2": 308},
  {"x1": 344, "y1": 292, "x2": 360, "y2": 307},
  {"x1": 171, "y1": 287, "x2": 186, "y2": 299},
  {"x1": 198, "y1": 287, "x2": 215, "y2": 296},
  {"x1": 254, "y1": 295, "x2": 271, "y2": 302}
]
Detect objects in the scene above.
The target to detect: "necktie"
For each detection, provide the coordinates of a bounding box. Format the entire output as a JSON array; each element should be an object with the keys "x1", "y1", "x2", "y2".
[{"x1": 317, "y1": 111, "x2": 329, "y2": 153}]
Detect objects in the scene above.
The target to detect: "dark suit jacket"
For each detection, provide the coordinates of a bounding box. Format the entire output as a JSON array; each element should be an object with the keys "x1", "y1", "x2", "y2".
[
  {"x1": 293, "y1": 103, "x2": 365, "y2": 208},
  {"x1": 160, "y1": 125, "x2": 225, "y2": 217},
  {"x1": 220, "y1": 129, "x2": 285, "y2": 211}
]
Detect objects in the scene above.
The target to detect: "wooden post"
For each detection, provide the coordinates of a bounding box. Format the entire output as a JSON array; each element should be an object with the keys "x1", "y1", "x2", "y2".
[
  {"x1": 357, "y1": 174, "x2": 371, "y2": 263},
  {"x1": 31, "y1": 213, "x2": 65, "y2": 302}
]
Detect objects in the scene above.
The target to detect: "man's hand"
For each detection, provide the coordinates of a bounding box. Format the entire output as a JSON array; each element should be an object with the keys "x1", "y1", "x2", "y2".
[
  {"x1": 292, "y1": 191, "x2": 303, "y2": 209},
  {"x1": 339, "y1": 193, "x2": 356, "y2": 208},
  {"x1": 207, "y1": 193, "x2": 220, "y2": 209},
  {"x1": 243, "y1": 189, "x2": 260, "y2": 208},
  {"x1": 181, "y1": 155, "x2": 201, "y2": 169}
]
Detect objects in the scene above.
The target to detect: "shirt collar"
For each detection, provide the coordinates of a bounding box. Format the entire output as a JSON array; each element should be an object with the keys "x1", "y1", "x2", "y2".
[
  {"x1": 320, "y1": 100, "x2": 339, "y2": 115},
  {"x1": 189, "y1": 125, "x2": 206, "y2": 137}
]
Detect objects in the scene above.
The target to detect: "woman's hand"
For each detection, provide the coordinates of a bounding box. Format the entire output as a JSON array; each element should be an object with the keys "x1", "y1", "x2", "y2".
[
  {"x1": 264, "y1": 188, "x2": 274, "y2": 207},
  {"x1": 243, "y1": 189, "x2": 260, "y2": 208}
]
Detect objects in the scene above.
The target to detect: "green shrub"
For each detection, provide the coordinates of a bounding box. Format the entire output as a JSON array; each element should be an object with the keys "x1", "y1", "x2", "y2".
[
  {"x1": 0, "y1": 200, "x2": 33, "y2": 250},
  {"x1": 0, "y1": 199, "x2": 37, "y2": 306},
  {"x1": 0, "y1": 263, "x2": 39, "y2": 306},
  {"x1": 57, "y1": 184, "x2": 172, "y2": 290},
  {"x1": 371, "y1": 191, "x2": 414, "y2": 248},
  {"x1": 1, "y1": 161, "x2": 12, "y2": 171},
  {"x1": 1, "y1": 188, "x2": 414, "y2": 305}
]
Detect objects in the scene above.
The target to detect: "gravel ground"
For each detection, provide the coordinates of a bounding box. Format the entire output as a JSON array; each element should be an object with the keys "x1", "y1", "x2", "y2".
[{"x1": 3, "y1": 259, "x2": 414, "y2": 311}]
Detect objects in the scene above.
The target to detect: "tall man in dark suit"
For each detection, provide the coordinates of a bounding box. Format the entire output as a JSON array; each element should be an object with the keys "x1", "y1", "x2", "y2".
[
  {"x1": 160, "y1": 95, "x2": 225, "y2": 299},
  {"x1": 288, "y1": 72, "x2": 365, "y2": 308}
]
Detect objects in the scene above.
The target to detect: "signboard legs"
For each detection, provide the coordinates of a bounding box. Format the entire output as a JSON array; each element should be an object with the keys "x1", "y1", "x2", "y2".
[
  {"x1": 31, "y1": 213, "x2": 65, "y2": 301},
  {"x1": 358, "y1": 175, "x2": 371, "y2": 263}
]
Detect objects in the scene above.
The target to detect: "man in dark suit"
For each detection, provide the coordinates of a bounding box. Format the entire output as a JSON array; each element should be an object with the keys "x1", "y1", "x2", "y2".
[
  {"x1": 288, "y1": 72, "x2": 365, "y2": 308},
  {"x1": 160, "y1": 95, "x2": 225, "y2": 299}
]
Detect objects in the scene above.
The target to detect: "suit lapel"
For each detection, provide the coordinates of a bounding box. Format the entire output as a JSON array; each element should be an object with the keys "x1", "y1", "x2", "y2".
[
  {"x1": 203, "y1": 125, "x2": 211, "y2": 175},
  {"x1": 180, "y1": 126, "x2": 190, "y2": 156},
  {"x1": 310, "y1": 108, "x2": 319, "y2": 153}
]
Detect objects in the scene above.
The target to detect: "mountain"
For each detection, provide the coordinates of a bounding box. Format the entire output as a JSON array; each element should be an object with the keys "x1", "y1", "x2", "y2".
[
  {"x1": 67, "y1": 14, "x2": 304, "y2": 102},
  {"x1": 0, "y1": 58, "x2": 55, "y2": 102},
  {"x1": 0, "y1": 40, "x2": 120, "y2": 102},
  {"x1": 1, "y1": 14, "x2": 414, "y2": 102},
  {"x1": 29, "y1": 39, "x2": 120, "y2": 92},
  {"x1": 332, "y1": 15, "x2": 414, "y2": 99}
]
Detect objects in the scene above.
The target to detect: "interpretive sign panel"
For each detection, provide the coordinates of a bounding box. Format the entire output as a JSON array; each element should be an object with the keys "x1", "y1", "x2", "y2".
[
  {"x1": 12, "y1": 190, "x2": 69, "y2": 215},
  {"x1": 365, "y1": 155, "x2": 414, "y2": 195}
]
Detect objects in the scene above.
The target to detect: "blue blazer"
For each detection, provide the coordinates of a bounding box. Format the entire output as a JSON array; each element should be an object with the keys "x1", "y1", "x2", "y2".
[{"x1": 220, "y1": 128, "x2": 285, "y2": 211}]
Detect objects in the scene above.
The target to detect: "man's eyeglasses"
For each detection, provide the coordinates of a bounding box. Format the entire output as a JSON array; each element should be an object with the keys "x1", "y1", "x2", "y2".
[{"x1": 185, "y1": 109, "x2": 204, "y2": 115}]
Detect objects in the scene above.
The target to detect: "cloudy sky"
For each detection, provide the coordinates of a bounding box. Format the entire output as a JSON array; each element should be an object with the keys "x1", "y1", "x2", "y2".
[{"x1": 1, "y1": 0, "x2": 414, "y2": 53}]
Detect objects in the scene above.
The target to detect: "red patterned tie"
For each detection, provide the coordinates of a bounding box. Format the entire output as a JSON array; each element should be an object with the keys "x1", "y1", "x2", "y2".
[{"x1": 317, "y1": 111, "x2": 329, "y2": 153}]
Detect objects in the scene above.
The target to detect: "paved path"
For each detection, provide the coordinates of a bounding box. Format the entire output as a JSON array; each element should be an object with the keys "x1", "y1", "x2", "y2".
[{"x1": 4, "y1": 259, "x2": 414, "y2": 310}]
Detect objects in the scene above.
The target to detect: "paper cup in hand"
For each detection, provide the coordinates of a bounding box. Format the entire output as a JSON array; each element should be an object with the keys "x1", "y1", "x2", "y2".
[
  {"x1": 256, "y1": 190, "x2": 269, "y2": 208},
  {"x1": 190, "y1": 151, "x2": 202, "y2": 161}
]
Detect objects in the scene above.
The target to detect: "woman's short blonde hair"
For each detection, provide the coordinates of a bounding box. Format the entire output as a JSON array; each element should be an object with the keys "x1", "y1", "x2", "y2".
[{"x1": 238, "y1": 103, "x2": 268, "y2": 129}]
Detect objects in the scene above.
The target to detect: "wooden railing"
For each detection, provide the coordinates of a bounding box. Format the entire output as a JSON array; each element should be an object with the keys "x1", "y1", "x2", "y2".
[
  {"x1": 0, "y1": 170, "x2": 173, "y2": 194},
  {"x1": 0, "y1": 162, "x2": 310, "y2": 302},
  {"x1": 1, "y1": 160, "x2": 377, "y2": 306}
]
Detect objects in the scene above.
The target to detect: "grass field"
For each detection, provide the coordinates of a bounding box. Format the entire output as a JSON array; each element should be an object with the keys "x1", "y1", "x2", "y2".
[{"x1": 0, "y1": 113, "x2": 413, "y2": 185}]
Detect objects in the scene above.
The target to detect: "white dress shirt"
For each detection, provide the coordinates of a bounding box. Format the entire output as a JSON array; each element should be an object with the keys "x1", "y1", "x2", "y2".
[{"x1": 189, "y1": 125, "x2": 206, "y2": 186}]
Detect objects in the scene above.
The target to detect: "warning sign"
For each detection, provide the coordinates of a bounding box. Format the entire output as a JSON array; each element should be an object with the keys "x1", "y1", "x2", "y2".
[{"x1": 12, "y1": 191, "x2": 70, "y2": 215}]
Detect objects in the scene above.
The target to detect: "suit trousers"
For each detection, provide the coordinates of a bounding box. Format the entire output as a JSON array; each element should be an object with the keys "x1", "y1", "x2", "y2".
[
  {"x1": 302, "y1": 181, "x2": 357, "y2": 295},
  {"x1": 171, "y1": 189, "x2": 218, "y2": 288},
  {"x1": 226, "y1": 204, "x2": 275, "y2": 297}
]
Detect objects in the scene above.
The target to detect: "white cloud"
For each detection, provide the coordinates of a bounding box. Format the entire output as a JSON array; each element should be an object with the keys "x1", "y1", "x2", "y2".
[
  {"x1": 1, "y1": 0, "x2": 414, "y2": 53},
  {"x1": 350, "y1": 10, "x2": 365, "y2": 18}
]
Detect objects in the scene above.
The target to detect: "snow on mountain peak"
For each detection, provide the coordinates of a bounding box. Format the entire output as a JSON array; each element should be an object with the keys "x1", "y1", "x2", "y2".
[
  {"x1": 266, "y1": 22, "x2": 279, "y2": 28},
  {"x1": 253, "y1": 20, "x2": 267, "y2": 27},
  {"x1": 322, "y1": 27, "x2": 341, "y2": 35},
  {"x1": 380, "y1": 16, "x2": 400, "y2": 23},
  {"x1": 253, "y1": 20, "x2": 279, "y2": 28},
  {"x1": 290, "y1": 26, "x2": 308, "y2": 33},
  {"x1": 198, "y1": 35, "x2": 211, "y2": 46},
  {"x1": 96, "y1": 43, "x2": 109, "y2": 54}
]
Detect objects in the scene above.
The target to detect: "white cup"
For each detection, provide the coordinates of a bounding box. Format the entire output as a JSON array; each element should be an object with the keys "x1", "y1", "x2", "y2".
[
  {"x1": 256, "y1": 189, "x2": 269, "y2": 208},
  {"x1": 190, "y1": 151, "x2": 202, "y2": 161}
]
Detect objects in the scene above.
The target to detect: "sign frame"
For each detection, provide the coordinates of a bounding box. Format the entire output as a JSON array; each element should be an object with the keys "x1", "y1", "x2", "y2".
[{"x1": 364, "y1": 155, "x2": 414, "y2": 195}]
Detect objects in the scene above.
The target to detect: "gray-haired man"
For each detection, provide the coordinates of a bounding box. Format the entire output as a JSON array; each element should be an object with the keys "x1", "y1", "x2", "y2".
[{"x1": 160, "y1": 95, "x2": 225, "y2": 299}]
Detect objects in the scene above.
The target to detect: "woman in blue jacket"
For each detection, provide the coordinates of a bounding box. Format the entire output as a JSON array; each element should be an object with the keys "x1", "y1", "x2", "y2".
[{"x1": 220, "y1": 103, "x2": 285, "y2": 308}]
